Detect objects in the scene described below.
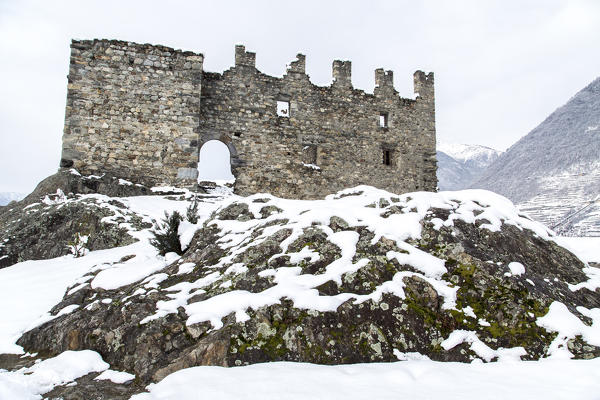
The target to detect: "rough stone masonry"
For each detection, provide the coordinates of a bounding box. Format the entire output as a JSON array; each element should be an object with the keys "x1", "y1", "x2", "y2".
[{"x1": 60, "y1": 39, "x2": 437, "y2": 198}]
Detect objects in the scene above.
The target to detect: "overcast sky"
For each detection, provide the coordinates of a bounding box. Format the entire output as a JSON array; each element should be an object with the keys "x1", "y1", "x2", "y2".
[{"x1": 1, "y1": 0, "x2": 599, "y2": 193}]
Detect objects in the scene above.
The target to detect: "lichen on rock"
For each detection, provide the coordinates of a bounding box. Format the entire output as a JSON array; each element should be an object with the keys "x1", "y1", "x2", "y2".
[{"x1": 13, "y1": 185, "x2": 600, "y2": 384}]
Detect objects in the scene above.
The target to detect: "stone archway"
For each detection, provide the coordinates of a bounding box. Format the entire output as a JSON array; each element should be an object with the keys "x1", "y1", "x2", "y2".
[{"x1": 197, "y1": 140, "x2": 235, "y2": 182}]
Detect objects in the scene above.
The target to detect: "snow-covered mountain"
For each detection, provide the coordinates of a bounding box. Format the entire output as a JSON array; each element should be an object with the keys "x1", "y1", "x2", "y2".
[
  {"x1": 0, "y1": 192, "x2": 25, "y2": 206},
  {"x1": 436, "y1": 144, "x2": 502, "y2": 191},
  {"x1": 471, "y1": 76, "x2": 600, "y2": 236}
]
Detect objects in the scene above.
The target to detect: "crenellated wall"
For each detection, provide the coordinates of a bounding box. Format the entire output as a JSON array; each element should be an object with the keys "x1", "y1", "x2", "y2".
[{"x1": 60, "y1": 40, "x2": 437, "y2": 198}]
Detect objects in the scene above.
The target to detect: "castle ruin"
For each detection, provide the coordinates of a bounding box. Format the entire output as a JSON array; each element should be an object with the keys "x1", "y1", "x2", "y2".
[{"x1": 60, "y1": 39, "x2": 437, "y2": 198}]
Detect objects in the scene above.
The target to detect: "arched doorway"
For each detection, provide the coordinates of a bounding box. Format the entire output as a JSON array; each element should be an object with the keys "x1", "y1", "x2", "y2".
[{"x1": 197, "y1": 140, "x2": 235, "y2": 182}]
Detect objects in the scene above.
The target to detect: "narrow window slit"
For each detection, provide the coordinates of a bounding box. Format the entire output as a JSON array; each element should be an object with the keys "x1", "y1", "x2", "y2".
[
  {"x1": 379, "y1": 112, "x2": 388, "y2": 128},
  {"x1": 383, "y1": 149, "x2": 392, "y2": 166}
]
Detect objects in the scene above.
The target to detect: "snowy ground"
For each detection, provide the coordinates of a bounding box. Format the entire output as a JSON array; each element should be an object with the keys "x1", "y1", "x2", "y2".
[
  {"x1": 0, "y1": 187, "x2": 599, "y2": 399},
  {"x1": 555, "y1": 236, "x2": 600, "y2": 263},
  {"x1": 131, "y1": 359, "x2": 600, "y2": 400},
  {"x1": 2, "y1": 352, "x2": 600, "y2": 399}
]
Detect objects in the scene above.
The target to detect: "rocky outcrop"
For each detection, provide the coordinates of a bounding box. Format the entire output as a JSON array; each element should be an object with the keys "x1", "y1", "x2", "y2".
[
  {"x1": 21, "y1": 169, "x2": 152, "y2": 207},
  {"x1": 16, "y1": 187, "x2": 600, "y2": 384},
  {"x1": 0, "y1": 170, "x2": 156, "y2": 268}
]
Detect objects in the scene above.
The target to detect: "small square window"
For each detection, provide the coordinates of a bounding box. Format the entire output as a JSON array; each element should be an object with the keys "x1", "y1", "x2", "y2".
[
  {"x1": 379, "y1": 112, "x2": 388, "y2": 128},
  {"x1": 277, "y1": 101, "x2": 290, "y2": 117}
]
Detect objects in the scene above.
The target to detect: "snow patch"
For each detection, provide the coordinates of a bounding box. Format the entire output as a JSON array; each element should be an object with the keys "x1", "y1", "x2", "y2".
[
  {"x1": 508, "y1": 262, "x2": 525, "y2": 276},
  {"x1": 94, "y1": 369, "x2": 135, "y2": 384},
  {"x1": 442, "y1": 330, "x2": 526, "y2": 362},
  {"x1": 0, "y1": 350, "x2": 108, "y2": 398},
  {"x1": 536, "y1": 302, "x2": 600, "y2": 359}
]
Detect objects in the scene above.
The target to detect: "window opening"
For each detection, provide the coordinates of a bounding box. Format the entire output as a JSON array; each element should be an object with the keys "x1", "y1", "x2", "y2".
[
  {"x1": 277, "y1": 101, "x2": 290, "y2": 117},
  {"x1": 379, "y1": 112, "x2": 388, "y2": 128},
  {"x1": 383, "y1": 149, "x2": 392, "y2": 166}
]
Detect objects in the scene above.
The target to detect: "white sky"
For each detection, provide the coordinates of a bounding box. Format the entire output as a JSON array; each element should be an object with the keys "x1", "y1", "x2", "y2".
[{"x1": 0, "y1": 0, "x2": 599, "y2": 192}]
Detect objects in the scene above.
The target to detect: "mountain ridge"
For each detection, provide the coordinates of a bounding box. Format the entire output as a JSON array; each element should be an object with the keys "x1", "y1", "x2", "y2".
[
  {"x1": 471, "y1": 76, "x2": 600, "y2": 236},
  {"x1": 436, "y1": 144, "x2": 502, "y2": 191}
]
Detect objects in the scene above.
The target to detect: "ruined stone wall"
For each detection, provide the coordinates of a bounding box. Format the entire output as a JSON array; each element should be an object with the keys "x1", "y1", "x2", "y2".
[
  {"x1": 198, "y1": 46, "x2": 436, "y2": 198},
  {"x1": 60, "y1": 39, "x2": 203, "y2": 186},
  {"x1": 60, "y1": 40, "x2": 436, "y2": 198}
]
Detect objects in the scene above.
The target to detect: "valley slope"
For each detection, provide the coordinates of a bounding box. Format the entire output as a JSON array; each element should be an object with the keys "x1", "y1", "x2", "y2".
[{"x1": 471, "y1": 77, "x2": 600, "y2": 236}]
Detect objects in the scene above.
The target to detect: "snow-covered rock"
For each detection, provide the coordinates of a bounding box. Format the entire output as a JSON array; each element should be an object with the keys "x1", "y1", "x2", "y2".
[{"x1": 12, "y1": 185, "x2": 599, "y2": 388}]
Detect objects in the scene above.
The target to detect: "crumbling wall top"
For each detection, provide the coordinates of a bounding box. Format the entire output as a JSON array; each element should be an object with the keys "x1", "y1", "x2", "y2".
[
  {"x1": 70, "y1": 39, "x2": 203, "y2": 59},
  {"x1": 332, "y1": 60, "x2": 352, "y2": 89},
  {"x1": 235, "y1": 45, "x2": 256, "y2": 67},
  {"x1": 287, "y1": 53, "x2": 306, "y2": 74}
]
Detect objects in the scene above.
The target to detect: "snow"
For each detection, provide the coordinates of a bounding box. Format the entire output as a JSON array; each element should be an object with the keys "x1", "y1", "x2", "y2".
[
  {"x1": 462, "y1": 306, "x2": 476, "y2": 318},
  {"x1": 94, "y1": 369, "x2": 135, "y2": 384},
  {"x1": 508, "y1": 262, "x2": 525, "y2": 276},
  {"x1": 1, "y1": 185, "x2": 600, "y2": 398},
  {"x1": 0, "y1": 191, "x2": 223, "y2": 354},
  {"x1": 130, "y1": 359, "x2": 600, "y2": 400},
  {"x1": 386, "y1": 246, "x2": 446, "y2": 278},
  {"x1": 536, "y1": 302, "x2": 600, "y2": 359},
  {"x1": 302, "y1": 163, "x2": 321, "y2": 170},
  {"x1": 517, "y1": 165, "x2": 600, "y2": 237},
  {"x1": 441, "y1": 330, "x2": 526, "y2": 362},
  {"x1": 90, "y1": 247, "x2": 174, "y2": 291},
  {"x1": 176, "y1": 262, "x2": 196, "y2": 275},
  {"x1": 554, "y1": 236, "x2": 600, "y2": 263},
  {"x1": 437, "y1": 143, "x2": 501, "y2": 167},
  {"x1": 0, "y1": 350, "x2": 109, "y2": 399},
  {"x1": 118, "y1": 178, "x2": 133, "y2": 186},
  {"x1": 554, "y1": 236, "x2": 600, "y2": 292},
  {"x1": 140, "y1": 186, "x2": 556, "y2": 330},
  {"x1": 393, "y1": 350, "x2": 431, "y2": 361},
  {"x1": 0, "y1": 248, "x2": 137, "y2": 354}
]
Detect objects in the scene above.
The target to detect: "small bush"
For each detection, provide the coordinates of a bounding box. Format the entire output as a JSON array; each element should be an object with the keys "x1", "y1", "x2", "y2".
[
  {"x1": 67, "y1": 232, "x2": 89, "y2": 258},
  {"x1": 150, "y1": 211, "x2": 183, "y2": 256},
  {"x1": 186, "y1": 196, "x2": 199, "y2": 224}
]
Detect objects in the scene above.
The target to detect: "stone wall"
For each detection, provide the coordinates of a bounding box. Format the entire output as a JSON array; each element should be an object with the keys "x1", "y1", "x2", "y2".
[
  {"x1": 199, "y1": 45, "x2": 436, "y2": 198},
  {"x1": 60, "y1": 40, "x2": 437, "y2": 198},
  {"x1": 61, "y1": 39, "x2": 203, "y2": 186}
]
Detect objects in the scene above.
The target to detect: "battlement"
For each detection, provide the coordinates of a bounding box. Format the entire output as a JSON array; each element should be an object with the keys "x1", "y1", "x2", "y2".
[
  {"x1": 413, "y1": 70, "x2": 435, "y2": 99},
  {"x1": 231, "y1": 46, "x2": 425, "y2": 100},
  {"x1": 287, "y1": 53, "x2": 306, "y2": 74},
  {"x1": 332, "y1": 60, "x2": 352, "y2": 89},
  {"x1": 375, "y1": 68, "x2": 394, "y2": 88},
  {"x1": 60, "y1": 39, "x2": 436, "y2": 199},
  {"x1": 235, "y1": 45, "x2": 256, "y2": 68}
]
